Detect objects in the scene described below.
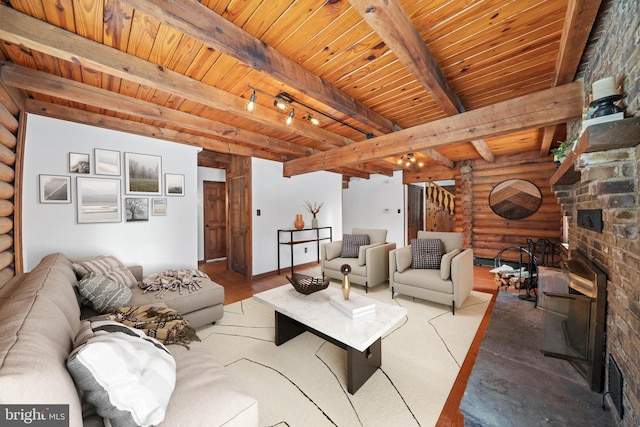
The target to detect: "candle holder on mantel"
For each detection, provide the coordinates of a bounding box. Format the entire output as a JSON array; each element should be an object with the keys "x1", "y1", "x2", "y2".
[
  {"x1": 590, "y1": 94, "x2": 623, "y2": 118},
  {"x1": 590, "y1": 76, "x2": 624, "y2": 118}
]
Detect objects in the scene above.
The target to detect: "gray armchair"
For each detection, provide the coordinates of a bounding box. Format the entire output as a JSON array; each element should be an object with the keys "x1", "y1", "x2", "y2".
[
  {"x1": 389, "y1": 231, "x2": 473, "y2": 314},
  {"x1": 321, "y1": 228, "x2": 396, "y2": 292}
]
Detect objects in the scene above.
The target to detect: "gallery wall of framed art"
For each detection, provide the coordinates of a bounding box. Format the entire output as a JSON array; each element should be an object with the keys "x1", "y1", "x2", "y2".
[{"x1": 22, "y1": 114, "x2": 200, "y2": 273}]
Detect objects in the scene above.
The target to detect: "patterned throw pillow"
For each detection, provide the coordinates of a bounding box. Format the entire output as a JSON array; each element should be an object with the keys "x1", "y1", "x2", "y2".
[
  {"x1": 411, "y1": 238, "x2": 443, "y2": 269},
  {"x1": 341, "y1": 234, "x2": 370, "y2": 258},
  {"x1": 72, "y1": 255, "x2": 138, "y2": 288},
  {"x1": 67, "y1": 319, "x2": 176, "y2": 427},
  {"x1": 77, "y1": 273, "x2": 132, "y2": 314}
]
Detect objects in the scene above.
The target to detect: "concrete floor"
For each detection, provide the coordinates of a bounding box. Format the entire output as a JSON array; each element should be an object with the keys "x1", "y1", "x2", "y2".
[{"x1": 460, "y1": 291, "x2": 617, "y2": 427}]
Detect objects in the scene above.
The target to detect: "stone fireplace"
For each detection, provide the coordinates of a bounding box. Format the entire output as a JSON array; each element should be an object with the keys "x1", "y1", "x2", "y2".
[{"x1": 552, "y1": 116, "x2": 640, "y2": 424}]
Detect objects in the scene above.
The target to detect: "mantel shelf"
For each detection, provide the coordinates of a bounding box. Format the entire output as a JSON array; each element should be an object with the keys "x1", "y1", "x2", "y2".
[{"x1": 550, "y1": 116, "x2": 640, "y2": 188}]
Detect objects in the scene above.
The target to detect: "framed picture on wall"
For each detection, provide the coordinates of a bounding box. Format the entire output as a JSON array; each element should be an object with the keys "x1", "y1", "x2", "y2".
[
  {"x1": 165, "y1": 173, "x2": 184, "y2": 196},
  {"x1": 39, "y1": 174, "x2": 71, "y2": 203},
  {"x1": 95, "y1": 149, "x2": 121, "y2": 176},
  {"x1": 152, "y1": 198, "x2": 167, "y2": 216},
  {"x1": 69, "y1": 152, "x2": 90, "y2": 174},
  {"x1": 77, "y1": 177, "x2": 121, "y2": 223},
  {"x1": 125, "y1": 198, "x2": 149, "y2": 222},
  {"x1": 124, "y1": 152, "x2": 162, "y2": 195}
]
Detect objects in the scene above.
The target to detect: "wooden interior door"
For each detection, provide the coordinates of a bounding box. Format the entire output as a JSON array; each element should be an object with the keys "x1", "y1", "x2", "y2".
[
  {"x1": 203, "y1": 181, "x2": 226, "y2": 260},
  {"x1": 407, "y1": 184, "x2": 424, "y2": 243},
  {"x1": 228, "y1": 175, "x2": 248, "y2": 276}
]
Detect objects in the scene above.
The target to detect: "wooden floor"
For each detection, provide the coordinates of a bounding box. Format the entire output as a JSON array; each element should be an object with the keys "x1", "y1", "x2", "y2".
[{"x1": 198, "y1": 260, "x2": 498, "y2": 427}]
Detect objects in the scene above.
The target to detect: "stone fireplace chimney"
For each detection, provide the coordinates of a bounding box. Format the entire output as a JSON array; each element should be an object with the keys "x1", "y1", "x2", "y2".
[{"x1": 551, "y1": 116, "x2": 639, "y2": 422}]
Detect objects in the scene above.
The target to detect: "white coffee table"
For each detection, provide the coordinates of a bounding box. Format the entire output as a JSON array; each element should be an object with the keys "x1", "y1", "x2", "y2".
[{"x1": 253, "y1": 285, "x2": 407, "y2": 394}]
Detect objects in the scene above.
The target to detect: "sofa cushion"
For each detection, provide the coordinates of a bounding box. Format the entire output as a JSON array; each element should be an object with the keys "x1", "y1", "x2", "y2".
[
  {"x1": 130, "y1": 277, "x2": 224, "y2": 318},
  {"x1": 323, "y1": 257, "x2": 367, "y2": 278},
  {"x1": 395, "y1": 247, "x2": 412, "y2": 273},
  {"x1": 440, "y1": 249, "x2": 461, "y2": 280},
  {"x1": 411, "y1": 238, "x2": 443, "y2": 269},
  {"x1": 393, "y1": 268, "x2": 454, "y2": 294},
  {"x1": 67, "y1": 319, "x2": 176, "y2": 427},
  {"x1": 0, "y1": 267, "x2": 84, "y2": 425},
  {"x1": 341, "y1": 234, "x2": 370, "y2": 258},
  {"x1": 358, "y1": 242, "x2": 382, "y2": 266},
  {"x1": 72, "y1": 255, "x2": 138, "y2": 288},
  {"x1": 78, "y1": 273, "x2": 132, "y2": 314}
]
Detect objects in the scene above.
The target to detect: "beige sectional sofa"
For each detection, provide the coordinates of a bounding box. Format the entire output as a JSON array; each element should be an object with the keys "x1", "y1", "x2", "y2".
[{"x1": 0, "y1": 252, "x2": 258, "y2": 427}]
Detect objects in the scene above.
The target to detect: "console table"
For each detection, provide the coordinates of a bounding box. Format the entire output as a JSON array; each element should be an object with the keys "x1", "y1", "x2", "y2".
[{"x1": 277, "y1": 226, "x2": 332, "y2": 275}]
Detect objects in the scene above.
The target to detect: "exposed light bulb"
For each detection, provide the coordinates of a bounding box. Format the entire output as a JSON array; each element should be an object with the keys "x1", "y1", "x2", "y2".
[
  {"x1": 308, "y1": 114, "x2": 320, "y2": 126},
  {"x1": 405, "y1": 161, "x2": 411, "y2": 167},
  {"x1": 397, "y1": 157, "x2": 403, "y2": 165},
  {"x1": 410, "y1": 156, "x2": 416, "y2": 163},
  {"x1": 274, "y1": 99, "x2": 287, "y2": 111},
  {"x1": 246, "y1": 91, "x2": 256, "y2": 112},
  {"x1": 285, "y1": 108, "x2": 295, "y2": 126},
  {"x1": 418, "y1": 162, "x2": 424, "y2": 167}
]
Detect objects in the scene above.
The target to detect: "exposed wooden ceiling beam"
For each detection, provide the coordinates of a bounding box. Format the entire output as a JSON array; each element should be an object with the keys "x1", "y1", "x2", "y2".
[
  {"x1": 418, "y1": 148, "x2": 454, "y2": 169},
  {"x1": 348, "y1": 0, "x2": 463, "y2": 115},
  {"x1": 119, "y1": 0, "x2": 397, "y2": 135},
  {"x1": 540, "y1": 126, "x2": 557, "y2": 157},
  {"x1": 1, "y1": 62, "x2": 311, "y2": 158},
  {"x1": 26, "y1": 99, "x2": 286, "y2": 162},
  {"x1": 554, "y1": 0, "x2": 603, "y2": 86},
  {"x1": 349, "y1": 0, "x2": 493, "y2": 163},
  {"x1": 541, "y1": 0, "x2": 601, "y2": 156},
  {"x1": 283, "y1": 82, "x2": 584, "y2": 176},
  {"x1": 0, "y1": 5, "x2": 358, "y2": 150}
]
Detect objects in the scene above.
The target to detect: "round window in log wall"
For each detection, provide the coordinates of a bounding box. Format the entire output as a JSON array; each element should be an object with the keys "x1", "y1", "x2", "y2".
[{"x1": 489, "y1": 179, "x2": 542, "y2": 220}]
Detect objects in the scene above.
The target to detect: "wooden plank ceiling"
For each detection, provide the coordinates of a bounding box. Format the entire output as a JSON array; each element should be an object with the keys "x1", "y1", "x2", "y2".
[{"x1": 0, "y1": 0, "x2": 601, "y2": 181}]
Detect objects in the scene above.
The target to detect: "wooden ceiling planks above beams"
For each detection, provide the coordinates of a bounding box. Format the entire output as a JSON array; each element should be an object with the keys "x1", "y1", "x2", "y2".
[
  {"x1": 349, "y1": 0, "x2": 494, "y2": 164},
  {"x1": 119, "y1": 0, "x2": 399, "y2": 135},
  {"x1": 283, "y1": 82, "x2": 584, "y2": 177},
  {"x1": 0, "y1": 6, "x2": 354, "y2": 150}
]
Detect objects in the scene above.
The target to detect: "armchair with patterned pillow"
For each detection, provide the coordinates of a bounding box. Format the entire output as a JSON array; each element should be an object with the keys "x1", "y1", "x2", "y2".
[
  {"x1": 389, "y1": 231, "x2": 473, "y2": 314},
  {"x1": 320, "y1": 228, "x2": 396, "y2": 292}
]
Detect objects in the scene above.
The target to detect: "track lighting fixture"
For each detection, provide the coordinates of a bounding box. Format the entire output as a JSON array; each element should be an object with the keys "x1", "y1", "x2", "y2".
[
  {"x1": 246, "y1": 90, "x2": 256, "y2": 112},
  {"x1": 246, "y1": 84, "x2": 374, "y2": 137},
  {"x1": 285, "y1": 108, "x2": 295, "y2": 126}
]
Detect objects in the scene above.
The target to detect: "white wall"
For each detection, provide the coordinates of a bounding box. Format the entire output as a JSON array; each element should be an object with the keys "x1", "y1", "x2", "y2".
[
  {"x1": 251, "y1": 158, "x2": 342, "y2": 275},
  {"x1": 342, "y1": 171, "x2": 405, "y2": 247},
  {"x1": 197, "y1": 166, "x2": 226, "y2": 261},
  {"x1": 23, "y1": 114, "x2": 200, "y2": 273}
]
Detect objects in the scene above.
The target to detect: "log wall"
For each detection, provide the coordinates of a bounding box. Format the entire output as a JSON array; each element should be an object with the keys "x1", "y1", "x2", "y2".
[
  {"x1": 471, "y1": 152, "x2": 563, "y2": 264},
  {"x1": 0, "y1": 84, "x2": 20, "y2": 285}
]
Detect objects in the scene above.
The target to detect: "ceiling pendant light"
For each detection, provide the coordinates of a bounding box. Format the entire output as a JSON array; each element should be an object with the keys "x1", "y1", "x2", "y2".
[
  {"x1": 274, "y1": 99, "x2": 288, "y2": 111},
  {"x1": 285, "y1": 108, "x2": 295, "y2": 126},
  {"x1": 246, "y1": 90, "x2": 256, "y2": 112}
]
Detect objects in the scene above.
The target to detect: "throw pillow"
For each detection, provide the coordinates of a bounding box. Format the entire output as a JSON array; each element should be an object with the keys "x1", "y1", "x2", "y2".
[
  {"x1": 67, "y1": 319, "x2": 176, "y2": 427},
  {"x1": 440, "y1": 249, "x2": 461, "y2": 280},
  {"x1": 77, "y1": 273, "x2": 132, "y2": 314},
  {"x1": 410, "y1": 238, "x2": 443, "y2": 269},
  {"x1": 72, "y1": 255, "x2": 138, "y2": 288},
  {"x1": 341, "y1": 234, "x2": 370, "y2": 258},
  {"x1": 358, "y1": 242, "x2": 382, "y2": 266}
]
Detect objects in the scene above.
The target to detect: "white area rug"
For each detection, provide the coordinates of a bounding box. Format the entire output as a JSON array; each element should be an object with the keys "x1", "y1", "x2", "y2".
[{"x1": 197, "y1": 282, "x2": 492, "y2": 427}]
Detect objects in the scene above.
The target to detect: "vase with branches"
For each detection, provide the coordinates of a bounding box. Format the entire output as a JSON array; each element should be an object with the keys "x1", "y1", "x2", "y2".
[{"x1": 304, "y1": 201, "x2": 323, "y2": 228}]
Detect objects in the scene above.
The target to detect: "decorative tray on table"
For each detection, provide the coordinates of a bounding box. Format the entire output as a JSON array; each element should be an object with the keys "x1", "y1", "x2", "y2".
[{"x1": 286, "y1": 273, "x2": 329, "y2": 295}]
